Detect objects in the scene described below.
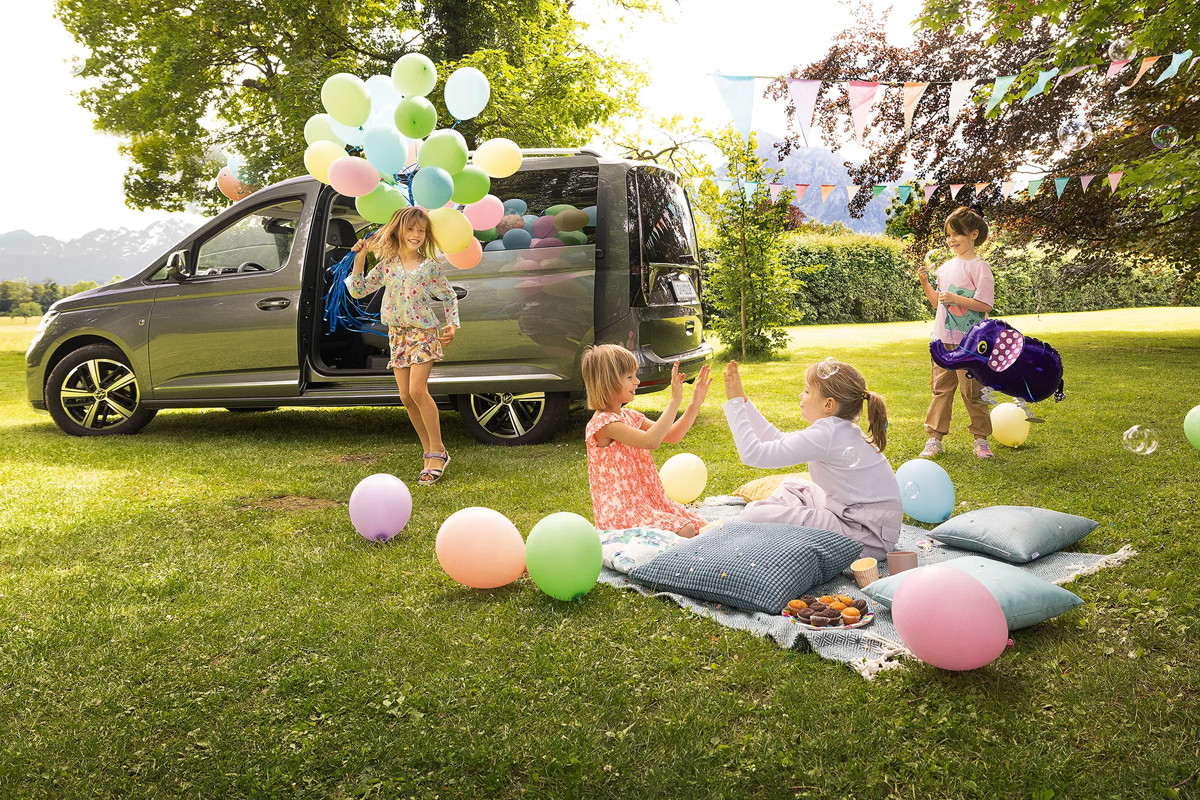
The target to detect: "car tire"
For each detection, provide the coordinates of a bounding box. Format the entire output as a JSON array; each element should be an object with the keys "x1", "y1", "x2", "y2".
[
  {"x1": 45, "y1": 343, "x2": 157, "y2": 437},
  {"x1": 456, "y1": 391, "x2": 569, "y2": 446},
  {"x1": 225, "y1": 407, "x2": 280, "y2": 413}
]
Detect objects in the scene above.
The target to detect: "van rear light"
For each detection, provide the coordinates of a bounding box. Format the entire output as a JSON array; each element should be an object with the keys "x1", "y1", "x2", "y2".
[{"x1": 638, "y1": 378, "x2": 669, "y2": 387}]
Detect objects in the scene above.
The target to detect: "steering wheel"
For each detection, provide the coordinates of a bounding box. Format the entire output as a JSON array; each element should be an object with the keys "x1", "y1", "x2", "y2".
[{"x1": 237, "y1": 262, "x2": 267, "y2": 273}]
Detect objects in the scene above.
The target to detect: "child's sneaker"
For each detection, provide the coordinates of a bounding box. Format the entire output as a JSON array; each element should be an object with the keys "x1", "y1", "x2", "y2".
[
  {"x1": 918, "y1": 438, "x2": 943, "y2": 458},
  {"x1": 974, "y1": 439, "x2": 995, "y2": 459}
]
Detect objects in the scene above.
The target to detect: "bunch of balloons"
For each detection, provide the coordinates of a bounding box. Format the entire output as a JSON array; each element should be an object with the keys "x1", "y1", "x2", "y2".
[{"x1": 303, "y1": 53, "x2": 524, "y2": 270}]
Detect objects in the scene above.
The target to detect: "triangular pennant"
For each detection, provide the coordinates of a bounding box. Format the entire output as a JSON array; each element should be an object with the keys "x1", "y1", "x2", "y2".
[
  {"x1": 974, "y1": 182, "x2": 990, "y2": 195},
  {"x1": 1108, "y1": 172, "x2": 1124, "y2": 192},
  {"x1": 848, "y1": 81, "x2": 879, "y2": 143},
  {"x1": 1191, "y1": 56, "x2": 1200, "y2": 73},
  {"x1": 712, "y1": 72, "x2": 756, "y2": 139},
  {"x1": 1106, "y1": 60, "x2": 1132, "y2": 79},
  {"x1": 897, "y1": 185, "x2": 912, "y2": 203},
  {"x1": 950, "y1": 183, "x2": 965, "y2": 199},
  {"x1": 1054, "y1": 176, "x2": 1070, "y2": 198},
  {"x1": 717, "y1": 178, "x2": 733, "y2": 196},
  {"x1": 743, "y1": 182, "x2": 759, "y2": 194},
  {"x1": 1153, "y1": 50, "x2": 1193, "y2": 85},
  {"x1": 847, "y1": 185, "x2": 862, "y2": 203},
  {"x1": 820, "y1": 184, "x2": 836, "y2": 202},
  {"x1": 1053, "y1": 64, "x2": 1097, "y2": 89},
  {"x1": 1027, "y1": 178, "x2": 1043, "y2": 198},
  {"x1": 768, "y1": 182, "x2": 783, "y2": 201},
  {"x1": 1022, "y1": 68, "x2": 1060, "y2": 102},
  {"x1": 948, "y1": 79, "x2": 977, "y2": 121},
  {"x1": 923, "y1": 184, "x2": 939, "y2": 202},
  {"x1": 903, "y1": 82, "x2": 929, "y2": 136},
  {"x1": 787, "y1": 79, "x2": 822, "y2": 147},
  {"x1": 1001, "y1": 181, "x2": 1018, "y2": 197},
  {"x1": 1117, "y1": 56, "x2": 1162, "y2": 94},
  {"x1": 872, "y1": 184, "x2": 887, "y2": 198},
  {"x1": 691, "y1": 177, "x2": 705, "y2": 191},
  {"x1": 986, "y1": 76, "x2": 1017, "y2": 113},
  {"x1": 793, "y1": 184, "x2": 809, "y2": 203},
  {"x1": 1080, "y1": 174, "x2": 1096, "y2": 193}
]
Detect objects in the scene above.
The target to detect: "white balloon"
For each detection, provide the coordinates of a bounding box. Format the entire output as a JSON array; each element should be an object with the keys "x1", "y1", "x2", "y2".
[
  {"x1": 444, "y1": 67, "x2": 491, "y2": 120},
  {"x1": 329, "y1": 117, "x2": 366, "y2": 147},
  {"x1": 366, "y1": 74, "x2": 401, "y2": 107}
]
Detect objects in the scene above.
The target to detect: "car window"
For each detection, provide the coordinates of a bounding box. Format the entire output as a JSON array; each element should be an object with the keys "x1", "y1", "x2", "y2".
[
  {"x1": 634, "y1": 168, "x2": 698, "y2": 264},
  {"x1": 194, "y1": 198, "x2": 305, "y2": 276},
  {"x1": 489, "y1": 166, "x2": 599, "y2": 245}
]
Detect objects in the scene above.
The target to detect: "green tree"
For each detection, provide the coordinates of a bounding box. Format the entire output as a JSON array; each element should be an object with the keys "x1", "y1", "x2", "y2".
[
  {"x1": 703, "y1": 129, "x2": 799, "y2": 359},
  {"x1": 30, "y1": 280, "x2": 60, "y2": 310},
  {"x1": 0, "y1": 278, "x2": 33, "y2": 315},
  {"x1": 14, "y1": 301, "x2": 43, "y2": 322},
  {"x1": 64, "y1": 280, "x2": 100, "y2": 298},
  {"x1": 57, "y1": 0, "x2": 647, "y2": 213}
]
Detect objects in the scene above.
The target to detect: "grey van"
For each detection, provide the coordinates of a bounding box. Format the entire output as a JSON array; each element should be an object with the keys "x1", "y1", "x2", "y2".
[{"x1": 26, "y1": 150, "x2": 712, "y2": 445}]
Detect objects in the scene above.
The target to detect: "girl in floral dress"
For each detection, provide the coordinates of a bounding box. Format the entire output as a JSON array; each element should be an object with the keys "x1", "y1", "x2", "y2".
[
  {"x1": 349, "y1": 207, "x2": 459, "y2": 485},
  {"x1": 582, "y1": 344, "x2": 712, "y2": 537}
]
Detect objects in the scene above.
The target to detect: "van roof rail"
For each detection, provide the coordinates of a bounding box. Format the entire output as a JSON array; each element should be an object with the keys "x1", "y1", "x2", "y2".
[{"x1": 518, "y1": 147, "x2": 605, "y2": 158}]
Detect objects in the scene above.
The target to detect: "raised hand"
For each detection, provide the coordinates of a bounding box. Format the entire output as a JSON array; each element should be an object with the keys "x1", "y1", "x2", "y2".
[
  {"x1": 724, "y1": 361, "x2": 747, "y2": 401},
  {"x1": 691, "y1": 364, "x2": 713, "y2": 406},
  {"x1": 669, "y1": 361, "x2": 684, "y2": 406}
]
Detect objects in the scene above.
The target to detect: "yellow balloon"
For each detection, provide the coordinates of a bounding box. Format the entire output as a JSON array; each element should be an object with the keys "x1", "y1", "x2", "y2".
[
  {"x1": 304, "y1": 140, "x2": 347, "y2": 184},
  {"x1": 659, "y1": 453, "x2": 708, "y2": 504},
  {"x1": 990, "y1": 402, "x2": 1030, "y2": 448},
  {"x1": 554, "y1": 208, "x2": 590, "y2": 232},
  {"x1": 427, "y1": 207, "x2": 473, "y2": 254},
  {"x1": 472, "y1": 138, "x2": 522, "y2": 178}
]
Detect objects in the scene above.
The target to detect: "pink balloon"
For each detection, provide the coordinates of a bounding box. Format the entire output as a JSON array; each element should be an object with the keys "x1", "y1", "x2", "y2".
[
  {"x1": 436, "y1": 507, "x2": 526, "y2": 589},
  {"x1": 328, "y1": 157, "x2": 381, "y2": 198},
  {"x1": 463, "y1": 195, "x2": 504, "y2": 230},
  {"x1": 348, "y1": 474, "x2": 412, "y2": 543},
  {"x1": 892, "y1": 565, "x2": 1009, "y2": 671},
  {"x1": 446, "y1": 237, "x2": 483, "y2": 269},
  {"x1": 513, "y1": 258, "x2": 541, "y2": 272},
  {"x1": 532, "y1": 238, "x2": 564, "y2": 262},
  {"x1": 531, "y1": 215, "x2": 557, "y2": 239}
]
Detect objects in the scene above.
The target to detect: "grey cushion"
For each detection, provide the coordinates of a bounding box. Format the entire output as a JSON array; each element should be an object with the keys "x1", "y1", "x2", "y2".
[
  {"x1": 628, "y1": 522, "x2": 864, "y2": 614},
  {"x1": 860, "y1": 556, "x2": 1084, "y2": 629},
  {"x1": 930, "y1": 505, "x2": 1098, "y2": 563}
]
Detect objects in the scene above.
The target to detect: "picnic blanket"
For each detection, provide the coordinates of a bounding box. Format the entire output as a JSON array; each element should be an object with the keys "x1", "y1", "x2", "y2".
[{"x1": 597, "y1": 500, "x2": 1135, "y2": 679}]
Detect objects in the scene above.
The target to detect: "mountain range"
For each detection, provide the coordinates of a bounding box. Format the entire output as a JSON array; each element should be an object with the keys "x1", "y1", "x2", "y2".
[{"x1": 0, "y1": 219, "x2": 201, "y2": 285}]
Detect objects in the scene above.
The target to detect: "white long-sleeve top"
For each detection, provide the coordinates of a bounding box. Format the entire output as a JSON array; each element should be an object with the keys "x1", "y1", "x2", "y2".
[{"x1": 723, "y1": 398, "x2": 902, "y2": 509}]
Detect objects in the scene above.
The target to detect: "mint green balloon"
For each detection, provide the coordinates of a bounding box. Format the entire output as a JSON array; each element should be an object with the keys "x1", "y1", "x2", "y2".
[
  {"x1": 451, "y1": 165, "x2": 491, "y2": 204},
  {"x1": 1185, "y1": 405, "x2": 1200, "y2": 450},
  {"x1": 474, "y1": 227, "x2": 497, "y2": 243},
  {"x1": 304, "y1": 113, "x2": 345, "y2": 147},
  {"x1": 544, "y1": 203, "x2": 577, "y2": 216},
  {"x1": 391, "y1": 53, "x2": 437, "y2": 98},
  {"x1": 321, "y1": 73, "x2": 372, "y2": 127},
  {"x1": 525, "y1": 512, "x2": 602, "y2": 601},
  {"x1": 394, "y1": 97, "x2": 437, "y2": 139},
  {"x1": 355, "y1": 183, "x2": 409, "y2": 224},
  {"x1": 419, "y1": 130, "x2": 469, "y2": 174},
  {"x1": 556, "y1": 229, "x2": 587, "y2": 246}
]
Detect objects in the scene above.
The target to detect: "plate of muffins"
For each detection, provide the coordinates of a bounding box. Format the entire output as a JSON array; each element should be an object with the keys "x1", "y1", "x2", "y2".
[{"x1": 783, "y1": 594, "x2": 873, "y2": 629}]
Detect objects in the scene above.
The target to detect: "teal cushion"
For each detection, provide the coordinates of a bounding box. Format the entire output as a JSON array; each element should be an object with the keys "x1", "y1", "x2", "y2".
[
  {"x1": 860, "y1": 556, "x2": 1083, "y2": 629},
  {"x1": 929, "y1": 505, "x2": 1098, "y2": 563}
]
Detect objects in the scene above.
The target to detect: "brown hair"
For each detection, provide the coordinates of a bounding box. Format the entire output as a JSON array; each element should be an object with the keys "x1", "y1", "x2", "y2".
[
  {"x1": 582, "y1": 344, "x2": 638, "y2": 411},
  {"x1": 804, "y1": 360, "x2": 889, "y2": 452},
  {"x1": 371, "y1": 206, "x2": 439, "y2": 261},
  {"x1": 945, "y1": 206, "x2": 988, "y2": 246}
]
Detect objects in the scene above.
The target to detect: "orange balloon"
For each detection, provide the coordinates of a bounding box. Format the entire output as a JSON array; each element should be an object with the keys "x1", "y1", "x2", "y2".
[
  {"x1": 446, "y1": 237, "x2": 483, "y2": 269},
  {"x1": 216, "y1": 166, "x2": 253, "y2": 201},
  {"x1": 435, "y1": 507, "x2": 526, "y2": 589}
]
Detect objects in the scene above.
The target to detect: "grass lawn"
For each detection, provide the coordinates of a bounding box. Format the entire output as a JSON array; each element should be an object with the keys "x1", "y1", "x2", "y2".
[{"x1": 1, "y1": 308, "x2": 1198, "y2": 798}]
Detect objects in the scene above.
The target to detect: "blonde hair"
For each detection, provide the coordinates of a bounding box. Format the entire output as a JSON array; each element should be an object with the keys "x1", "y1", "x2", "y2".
[
  {"x1": 804, "y1": 360, "x2": 889, "y2": 452},
  {"x1": 945, "y1": 206, "x2": 989, "y2": 246},
  {"x1": 582, "y1": 344, "x2": 638, "y2": 411},
  {"x1": 372, "y1": 206, "x2": 439, "y2": 261}
]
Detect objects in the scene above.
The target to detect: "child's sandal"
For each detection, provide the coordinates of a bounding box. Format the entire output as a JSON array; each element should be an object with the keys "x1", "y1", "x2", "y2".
[{"x1": 420, "y1": 452, "x2": 450, "y2": 485}]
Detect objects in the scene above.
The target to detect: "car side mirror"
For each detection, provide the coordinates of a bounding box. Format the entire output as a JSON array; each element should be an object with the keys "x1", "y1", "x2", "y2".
[{"x1": 166, "y1": 250, "x2": 191, "y2": 280}]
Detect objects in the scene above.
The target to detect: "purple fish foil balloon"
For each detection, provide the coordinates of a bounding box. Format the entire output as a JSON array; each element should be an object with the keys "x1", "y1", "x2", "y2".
[{"x1": 931, "y1": 319, "x2": 1065, "y2": 403}]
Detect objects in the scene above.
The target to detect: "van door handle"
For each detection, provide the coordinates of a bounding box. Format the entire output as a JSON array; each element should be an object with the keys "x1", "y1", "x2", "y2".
[
  {"x1": 452, "y1": 286, "x2": 468, "y2": 300},
  {"x1": 685, "y1": 321, "x2": 696, "y2": 335},
  {"x1": 256, "y1": 298, "x2": 291, "y2": 310}
]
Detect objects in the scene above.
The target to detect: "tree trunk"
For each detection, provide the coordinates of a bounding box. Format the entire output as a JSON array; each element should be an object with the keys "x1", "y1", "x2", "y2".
[{"x1": 739, "y1": 194, "x2": 747, "y2": 360}]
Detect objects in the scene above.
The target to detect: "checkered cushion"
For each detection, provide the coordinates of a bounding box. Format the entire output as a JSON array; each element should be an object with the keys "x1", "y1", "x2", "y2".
[
  {"x1": 627, "y1": 522, "x2": 864, "y2": 614},
  {"x1": 930, "y1": 505, "x2": 1098, "y2": 564}
]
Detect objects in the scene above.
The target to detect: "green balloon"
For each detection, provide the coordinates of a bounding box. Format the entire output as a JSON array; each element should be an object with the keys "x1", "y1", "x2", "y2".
[
  {"x1": 524, "y1": 512, "x2": 602, "y2": 601},
  {"x1": 451, "y1": 165, "x2": 491, "y2": 204},
  {"x1": 355, "y1": 183, "x2": 409, "y2": 224},
  {"x1": 1185, "y1": 405, "x2": 1200, "y2": 450},
  {"x1": 391, "y1": 53, "x2": 437, "y2": 98},
  {"x1": 474, "y1": 227, "x2": 497, "y2": 243},
  {"x1": 556, "y1": 229, "x2": 587, "y2": 246},
  {"x1": 419, "y1": 130, "x2": 469, "y2": 175},
  {"x1": 394, "y1": 97, "x2": 437, "y2": 139},
  {"x1": 321, "y1": 73, "x2": 372, "y2": 127},
  {"x1": 544, "y1": 203, "x2": 577, "y2": 216}
]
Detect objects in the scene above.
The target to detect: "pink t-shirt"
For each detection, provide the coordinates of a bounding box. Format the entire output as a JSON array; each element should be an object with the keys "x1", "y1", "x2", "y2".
[{"x1": 931, "y1": 256, "x2": 995, "y2": 345}]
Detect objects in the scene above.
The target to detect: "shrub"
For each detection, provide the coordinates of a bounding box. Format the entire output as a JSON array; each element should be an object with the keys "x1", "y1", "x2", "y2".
[{"x1": 784, "y1": 233, "x2": 928, "y2": 325}]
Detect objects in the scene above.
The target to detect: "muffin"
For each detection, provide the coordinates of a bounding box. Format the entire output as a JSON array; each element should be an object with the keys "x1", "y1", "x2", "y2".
[
  {"x1": 818, "y1": 595, "x2": 836, "y2": 605},
  {"x1": 788, "y1": 600, "x2": 808, "y2": 614},
  {"x1": 835, "y1": 594, "x2": 855, "y2": 605},
  {"x1": 842, "y1": 607, "x2": 861, "y2": 625},
  {"x1": 800, "y1": 595, "x2": 818, "y2": 606},
  {"x1": 851, "y1": 599, "x2": 868, "y2": 613},
  {"x1": 828, "y1": 601, "x2": 847, "y2": 612},
  {"x1": 796, "y1": 608, "x2": 815, "y2": 623},
  {"x1": 809, "y1": 615, "x2": 831, "y2": 627},
  {"x1": 808, "y1": 602, "x2": 828, "y2": 613}
]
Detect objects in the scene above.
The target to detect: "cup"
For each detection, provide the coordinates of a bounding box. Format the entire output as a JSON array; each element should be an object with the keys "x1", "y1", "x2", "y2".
[
  {"x1": 850, "y1": 557, "x2": 879, "y2": 588},
  {"x1": 887, "y1": 550, "x2": 919, "y2": 575}
]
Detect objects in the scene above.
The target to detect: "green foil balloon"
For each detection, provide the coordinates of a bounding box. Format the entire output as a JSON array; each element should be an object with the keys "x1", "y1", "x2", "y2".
[
  {"x1": 451, "y1": 165, "x2": 491, "y2": 205},
  {"x1": 356, "y1": 183, "x2": 409, "y2": 224},
  {"x1": 321, "y1": 73, "x2": 372, "y2": 128},
  {"x1": 418, "y1": 130, "x2": 469, "y2": 175},
  {"x1": 394, "y1": 97, "x2": 438, "y2": 139},
  {"x1": 391, "y1": 53, "x2": 437, "y2": 98},
  {"x1": 524, "y1": 512, "x2": 602, "y2": 601}
]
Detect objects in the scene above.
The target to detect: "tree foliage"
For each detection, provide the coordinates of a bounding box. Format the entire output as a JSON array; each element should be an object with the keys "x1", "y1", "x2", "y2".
[
  {"x1": 769, "y1": 2, "x2": 1200, "y2": 302},
  {"x1": 57, "y1": 0, "x2": 646, "y2": 213}
]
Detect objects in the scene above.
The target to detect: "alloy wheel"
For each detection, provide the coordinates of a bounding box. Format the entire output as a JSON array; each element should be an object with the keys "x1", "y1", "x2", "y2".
[
  {"x1": 58, "y1": 358, "x2": 141, "y2": 431},
  {"x1": 465, "y1": 392, "x2": 547, "y2": 440}
]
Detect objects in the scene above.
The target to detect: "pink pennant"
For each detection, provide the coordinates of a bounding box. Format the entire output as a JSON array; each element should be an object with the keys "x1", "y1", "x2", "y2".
[
  {"x1": 923, "y1": 184, "x2": 939, "y2": 202},
  {"x1": 820, "y1": 184, "x2": 836, "y2": 202},
  {"x1": 1106, "y1": 60, "x2": 1132, "y2": 79},
  {"x1": 1080, "y1": 174, "x2": 1096, "y2": 193},
  {"x1": 769, "y1": 183, "x2": 784, "y2": 201},
  {"x1": 1108, "y1": 172, "x2": 1124, "y2": 192},
  {"x1": 848, "y1": 81, "x2": 879, "y2": 144},
  {"x1": 1001, "y1": 181, "x2": 1018, "y2": 197},
  {"x1": 1117, "y1": 56, "x2": 1162, "y2": 94},
  {"x1": 847, "y1": 185, "x2": 861, "y2": 203},
  {"x1": 903, "y1": 82, "x2": 929, "y2": 136},
  {"x1": 1053, "y1": 64, "x2": 1097, "y2": 89},
  {"x1": 787, "y1": 79, "x2": 823, "y2": 147},
  {"x1": 793, "y1": 183, "x2": 809, "y2": 202},
  {"x1": 950, "y1": 184, "x2": 965, "y2": 199}
]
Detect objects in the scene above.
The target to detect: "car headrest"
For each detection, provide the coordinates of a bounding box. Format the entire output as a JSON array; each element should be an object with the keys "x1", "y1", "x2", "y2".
[{"x1": 326, "y1": 218, "x2": 357, "y2": 248}]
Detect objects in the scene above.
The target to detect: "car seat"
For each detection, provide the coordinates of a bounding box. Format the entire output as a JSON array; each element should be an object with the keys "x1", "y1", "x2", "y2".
[{"x1": 325, "y1": 217, "x2": 356, "y2": 268}]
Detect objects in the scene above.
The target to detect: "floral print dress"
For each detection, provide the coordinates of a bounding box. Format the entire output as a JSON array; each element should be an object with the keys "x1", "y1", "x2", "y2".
[
  {"x1": 348, "y1": 257, "x2": 460, "y2": 330},
  {"x1": 585, "y1": 408, "x2": 707, "y2": 534}
]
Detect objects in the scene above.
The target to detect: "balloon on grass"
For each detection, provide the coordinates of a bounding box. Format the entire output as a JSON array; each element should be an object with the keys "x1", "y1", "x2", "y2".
[
  {"x1": 392, "y1": 53, "x2": 438, "y2": 98},
  {"x1": 427, "y1": 207, "x2": 473, "y2": 254},
  {"x1": 451, "y1": 166, "x2": 491, "y2": 205},
  {"x1": 394, "y1": 96, "x2": 438, "y2": 139},
  {"x1": 463, "y1": 195, "x2": 504, "y2": 230},
  {"x1": 444, "y1": 67, "x2": 491, "y2": 120},
  {"x1": 524, "y1": 512, "x2": 602, "y2": 601},
  {"x1": 1185, "y1": 405, "x2": 1200, "y2": 450},
  {"x1": 435, "y1": 507, "x2": 525, "y2": 589},
  {"x1": 304, "y1": 140, "x2": 347, "y2": 184},
  {"x1": 659, "y1": 453, "x2": 707, "y2": 504},
  {"x1": 503, "y1": 198, "x2": 528, "y2": 215},
  {"x1": 894, "y1": 459, "x2": 954, "y2": 523},
  {"x1": 321, "y1": 73, "x2": 372, "y2": 127},
  {"x1": 892, "y1": 565, "x2": 1008, "y2": 670},
  {"x1": 328, "y1": 157, "x2": 381, "y2": 197},
  {"x1": 473, "y1": 137, "x2": 522, "y2": 178},
  {"x1": 419, "y1": 129, "x2": 469, "y2": 174},
  {"x1": 991, "y1": 402, "x2": 1030, "y2": 448},
  {"x1": 349, "y1": 474, "x2": 412, "y2": 543},
  {"x1": 411, "y1": 166, "x2": 454, "y2": 208},
  {"x1": 356, "y1": 183, "x2": 409, "y2": 224}
]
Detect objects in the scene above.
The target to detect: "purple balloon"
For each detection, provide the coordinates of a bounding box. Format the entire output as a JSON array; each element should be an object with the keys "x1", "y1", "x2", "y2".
[
  {"x1": 349, "y1": 473, "x2": 412, "y2": 542},
  {"x1": 531, "y1": 215, "x2": 557, "y2": 239}
]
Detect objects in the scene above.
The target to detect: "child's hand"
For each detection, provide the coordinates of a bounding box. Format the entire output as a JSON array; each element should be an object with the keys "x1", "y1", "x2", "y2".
[
  {"x1": 439, "y1": 324, "x2": 457, "y2": 345},
  {"x1": 351, "y1": 239, "x2": 369, "y2": 254},
  {"x1": 724, "y1": 361, "x2": 747, "y2": 401},
  {"x1": 669, "y1": 361, "x2": 684, "y2": 405},
  {"x1": 690, "y1": 364, "x2": 712, "y2": 407},
  {"x1": 937, "y1": 290, "x2": 957, "y2": 306}
]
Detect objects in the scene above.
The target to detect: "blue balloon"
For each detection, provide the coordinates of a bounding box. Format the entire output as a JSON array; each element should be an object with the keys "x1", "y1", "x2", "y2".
[
  {"x1": 484, "y1": 239, "x2": 507, "y2": 251},
  {"x1": 329, "y1": 118, "x2": 365, "y2": 147},
  {"x1": 411, "y1": 166, "x2": 454, "y2": 209},
  {"x1": 501, "y1": 228, "x2": 532, "y2": 250},
  {"x1": 503, "y1": 198, "x2": 528, "y2": 215},
  {"x1": 582, "y1": 205, "x2": 597, "y2": 227},
  {"x1": 522, "y1": 214, "x2": 537, "y2": 234},
  {"x1": 894, "y1": 459, "x2": 955, "y2": 524},
  {"x1": 444, "y1": 67, "x2": 491, "y2": 120},
  {"x1": 362, "y1": 125, "x2": 409, "y2": 177},
  {"x1": 226, "y1": 154, "x2": 244, "y2": 181}
]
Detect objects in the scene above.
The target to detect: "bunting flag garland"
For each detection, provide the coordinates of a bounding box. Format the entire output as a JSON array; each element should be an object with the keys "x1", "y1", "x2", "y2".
[
  {"x1": 986, "y1": 76, "x2": 1017, "y2": 113},
  {"x1": 847, "y1": 185, "x2": 861, "y2": 203},
  {"x1": 948, "y1": 79, "x2": 977, "y2": 121},
  {"x1": 794, "y1": 184, "x2": 810, "y2": 202},
  {"x1": 950, "y1": 183, "x2": 965, "y2": 199},
  {"x1": 848, "y1": 81, "x2": 879, "y2": 143},
  {"x1": 1108, "y1": 172, "x2": 1124, "y2": 192},
  {"x1": 744, "y1": 182, "x2": 759, "y2": 194},
  {"x1": 1106, "y1": 59, "x2": 1132, "y2": 79},
  {"x1": 897, "y1": 185, "x2": 912, "y2": 203},
  {"x1": 717, "y1": 178, "x2": 733, "y2": 196},
  {"x1": 1001, "y1": 181, "x2": 1019, "y2": 197},
  {"x1": 820, "y1": 184, "x2": 836, "y2": 202},
  {"x1": 1116, "y1": 56, "x2": 1162, "y2": 94},
  {"x1": 903, "y1": 82, "x2": 929, "y2": 136},
  {"x1": 872, "y1": 184, "x2": 888, "y2": 198},
  {"x1": 787, "y1": 79, "x2": 822, "y2": 147},
  {"x1": 769, "y1": 182, "x2": 784, "y2": 201},
  {"x1": 1080, "y1": 174, "x2": 1096, "y2": 193},
  {"x1": 1053, "y1": 64, "x2": 1097, "y2": 89},
  {"x1": 1054, "y1": 177, "x2": 1070, "y2": 198},
  {"x1": 713, "y1": 72, "x2": 756, "y2": 139},
  {"x1": 974, "y1": 182, "x2": 990, "y2": 195},
  {"x1": 923, "y1": 184, "x2": 938, "y2": 202},
  {"x1": 1027, "y1": 178, "x2": 1043, "y2": 198},
  {"x1": 1022, "y1": 68, "x2": 1060, "y2": 102},
  {"x1": 1153, "y1": 50, "x2": 1193, "y2": 85}
]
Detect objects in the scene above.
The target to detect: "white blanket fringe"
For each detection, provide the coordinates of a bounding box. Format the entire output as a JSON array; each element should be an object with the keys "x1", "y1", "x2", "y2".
[
  {"x1": 849, "y1": 633, "x2": 913, "y2": 680},
  {"x1": 1052, "y1": 545, "x2": 1136, "y2": 586}
]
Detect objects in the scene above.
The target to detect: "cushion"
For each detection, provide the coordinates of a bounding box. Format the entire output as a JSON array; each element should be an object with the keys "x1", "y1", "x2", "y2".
[
  {"x1": 860, "y1": 556, "x2": 1084, "y2": 629},
  {"x1": 735, "y1": 472, "x2": 810, "y2": 502},
  {"x1": 628, "y1": 522, "x2": 863, "y2": 614},
  {"x1": 929, "y1": 505, "x2": 1099, "y2": 563},
  {"x1": 600, "y1": 527, "x2": 687, "y2": 574}
]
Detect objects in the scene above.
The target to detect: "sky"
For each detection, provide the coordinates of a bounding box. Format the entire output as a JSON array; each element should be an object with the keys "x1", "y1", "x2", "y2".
[{"x1": 0, "y1": 0, "x2": 925, "y2": 240}]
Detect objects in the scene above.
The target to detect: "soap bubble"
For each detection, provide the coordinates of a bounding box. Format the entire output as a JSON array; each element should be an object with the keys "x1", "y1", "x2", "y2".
[
  {"x1": 68, "y1": 55, "x2": 86, "y2": 76},
  {"x1": 903, "y1": 482, "x2": 920, "y2": 499},
  {"x1": 1057, "y1": 115, "x2": 1093, "y2": 151},
  {"x1": 841, "y1": 447, "x2": 861, "y2": 468},
  {"x1": 1151, "y1": 125, "x2": 1179, "y2": 150},
  {"x1": 1121, "y1": 425, "x2": 1158, "y2": 455},
  {"x1": 815, "y1": 357, "x2": 839, "y2": 380},
  {"x1": 1108, "y1": 36, "x2": 1137, "y2": 62}
]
